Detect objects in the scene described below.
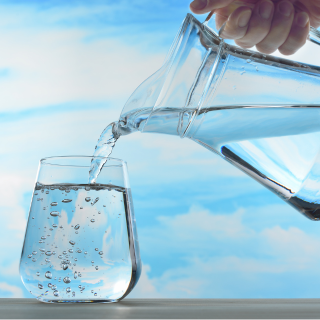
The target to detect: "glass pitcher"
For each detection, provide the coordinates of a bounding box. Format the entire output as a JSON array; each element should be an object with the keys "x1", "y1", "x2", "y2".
[{"x1": 116, "y1": 13, "x2": 320, "y2": 221}]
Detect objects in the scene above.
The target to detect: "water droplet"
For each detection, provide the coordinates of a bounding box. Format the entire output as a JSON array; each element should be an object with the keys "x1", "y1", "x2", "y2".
[
  {"x1": 32, "y1": 258, "x2": 37, "y2": 262},
  {"x1": 77, "y1": 249, "x2": 82, "y2": 253},
  {"x1": 32, "y1": 251, "x2": 37, "y2": 255},
  {"x1": 75, "y1": 231, "x2": 78, "y2": 234},
  {"x1": 53, "y1": 290, "x2": 59, "y2": 297},
  {"x1": 43, "y1": 207, "x2": 46, "y2": 210},
  {"x1": 74, "y1": 271, "x2": 78, "y2": 279},
  {"x1": 246, "y1": 59, "x2": 251, "y2": 63},
  {"x1": 94, "y1": 293, "x2": 97, "y2": 296},
  {"x1": 52, "y1": 224, "x2": 57, "y2": 228},
  {"x1": 91, "y1": 260, "x2": 94, "y2": 264},
  {"x1": 74, "y1": 224, "x2": 80, "y2": 230},
  {"x1": 84, "y1": 251, "x2": 87, "y2": 255},
  {"x1": 66, "y1": 287, "x2": 71, "y2": 293},
  {"x1": 48, "y1": 283, "x2": 52, "y2": 288},
  {"x1": 45, "y1": 251, "x2": 52, "y2": 256},
  {"x1": 36, "y1": 272, "x2": 40, "y2": 276},
  {"x1": 90, "y1": 219, "x2": 95, "y2": 223},
  {"x1": 63, "y1": 277, "x2": 71, "y2": 284},
  {"x1": 51, "y1": 202, "x2": 58, "y2": 206},
  {"x1": 99, "y1": 251, "x2": 103, "y2": 255},
  {"x1": 85, "y1": 197, "x2": 91, "y2": 202},
  {"x1": 27, "y1": 254, "x2": 32, "y2": 258},
  {"x1": 103, "y1": 205, "x2": 106, "y2": 207},
  {"x1": 38, "y1": 283, "x2": 43, "y2": 289},
  {"x1": 45, "y1": 271, "x2": 52, "y2": 279},
  {"x1": 62, "y1": 264, "x2": 68, "y2": 270},
  {"x1": 69, "y1": 240, "x2": 75, "y2": 245},
  {"x1": 72, "y1": 291, "x2": 75, "y2": 297},
  {"x1": 91, "y1": 197, "x2": 99, "y2": 206},
  {"x1": 91, "y1": 290, "x2": 94, "y2": 293},
  {"x1": 68, "y1": 249, "x2": 73, "y2": 253},
  {"x1": 95, "y1": 248, "x2": 98, "y2": 251},
  {"x1": 41, "y1": 236, "x2": 46, "y2": 240},
  {"x1": 63, "y1": 251, "x2": 67, "y2": 255},
  {"x1": 62, "y1": 199, "x2": 72, "y2": 203},
  {"x1": 50, "y1": 211, "x2": 59, "y2": 217},
  {"x1": 74, "y1": 258, "x2": 78, "y2": 261},
  {"x1": 46, "y1": 191, "x2": 49, "y2": 194},
  {"x1": 78, "y1": 285, "x2": 82, "y2": 289},
  {"x1": 58, "y1": 255, "x2": 63, "y2": 259},
  {"x1": 95, "y1": 266, "x2": 99, "y2": 270},
  {"x1": 45, "y1": 258, "x2": 50, "y2": 263},
  {"x1": 78, "y1": 273, "x2": 82, "y2": 278},
  {"x1": 80, "y1": 207, "x2": 83, "y2": 209}
]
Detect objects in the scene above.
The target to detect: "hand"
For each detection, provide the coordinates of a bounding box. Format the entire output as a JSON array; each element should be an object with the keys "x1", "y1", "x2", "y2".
[{"x1": 190, "y1": 0, "x2": 320, "y2": 55}]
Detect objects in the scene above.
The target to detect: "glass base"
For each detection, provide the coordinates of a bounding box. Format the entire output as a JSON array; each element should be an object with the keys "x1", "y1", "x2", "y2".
[{"x1": 37, "y1": 298, "x2": 120, "y2": 303}]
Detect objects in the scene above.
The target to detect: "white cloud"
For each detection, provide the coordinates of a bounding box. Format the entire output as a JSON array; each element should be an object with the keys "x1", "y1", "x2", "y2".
[{"x1": 0, "y1": 282, "x2": 23, "y2": 298}]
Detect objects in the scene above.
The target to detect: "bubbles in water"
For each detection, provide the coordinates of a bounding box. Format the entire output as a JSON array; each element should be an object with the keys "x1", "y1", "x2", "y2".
[
  {"x1": 52, "y1": 224, "x2": 57, "y2": 228},
  {"x1": 58, "y1": 255, "x2": 63, "y2": 259},
  {"x1": 95, "y1": 266, "x2": 99, "y2": 270},
  {"x1": 84, "y1": 251, "x2": 87, "y2": 255},
  {"x1": 50, "y1": 211, "x2": 59, "y2": 217},
  {"x1": 72, "y1": 291, "x2": 75, "y2": 297},
  {"x1": 66, "y1": 287, "x2": 71, "y2": 293},
  {"x1": 39, "y1": 249, "x2": 45, "y2": 253},
  {"x1": 74, "y1": 224, "x2": 80, "y2": 230},
  {"x1": 94, "y1": 293, "x2": 97, "y2": 297},
  {"x1": 68, "y1": 249, "x2": 73, "y2": 253},
  {"x1": 69, "y1": 240, "x2": 75, "y2": 245},
  {"x1": 99, "y1": 251, "x2": 103, "y2": 255},
  {"x1": 91, "y1": 197, "x2": 99, "y2": 206},
  {"x1": 85, "y1": 197, "x2": 91, "y2": 202},
  {"x1": 45, "y1": 258, "x2": 50, "y2": 263},
  {"x1": 32, "y1": 251, "x2": 37, "y2": 255},
  {"x1": 41, "y1": 236, "x2": 46, "y2": 240},
  {"x1": 38, "y1": 283, "x2": 43, "y2": 289},
  {"x1": 77, "y1": 249, "x2": 82, "y2": 253},
  {"x1": 48, "y1": 283, "x2": 52, "y2": 288},
  {"x1": 63, "y1": 251, "x2": 67, "y2": 255},
  {"x1": 32, "y1": 258, "x2": 37, "y2": 262},
  {"x1": 62, "y1": 199, "x2": 72, "y2": 203},
  {"x1": 27, "y1": 254, "x2": 32, "y2": 258},
  {"x1": 74, "y1": 271, "x2": 78, "y2": 279},
  {"x1": 53, "y1": 290, "x2": 59, "y2": 297},
  {"x1": 63, "y1": 277, "x2": 71, "y2": 284},
  {"x1": 90, "y1": 219, "x2": 95, "y2": 223},
  {"x1": 45, "y1": 251, "x2": 52, "y2": 256},
  {"x1": 62, "y1": 264, "x2": 68, "y2": 271},
  {"x1": 95, "y1": 248, "x2": 99, "y2": 251},
  {"x1": 45, "y1": 271, "x2": 52, "y2": 279},
  {"x1": 51, "y1": 202, "x2": 58, "y2": 206},
  {"x1": 36, "y1": 272, "x2": 40, "y2": 276},
  {"x1": 246, "y1": 59, "x2": 252, "y2": 63},
  {"x1": 85, "y1": 186, "x2": 90, "y2": 191},
  {"x1": 91, "y1": 261, "x2": 94, "y2": 264}
]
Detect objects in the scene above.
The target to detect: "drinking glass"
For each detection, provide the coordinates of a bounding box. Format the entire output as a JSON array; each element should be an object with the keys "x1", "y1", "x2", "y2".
[{"x1": 20, "y1": 156, "x2": 141, "y2": 303}]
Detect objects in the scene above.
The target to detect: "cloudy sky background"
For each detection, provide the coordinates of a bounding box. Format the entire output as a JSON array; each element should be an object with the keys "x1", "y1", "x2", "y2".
[{"x1": 2, "y1": 0, "x2": 320, "y2": 299}]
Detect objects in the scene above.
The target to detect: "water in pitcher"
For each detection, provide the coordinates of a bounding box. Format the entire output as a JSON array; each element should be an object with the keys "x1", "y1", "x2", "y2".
[{"x1": 20, "y1": 183, "x2": 134, "y2": 302}]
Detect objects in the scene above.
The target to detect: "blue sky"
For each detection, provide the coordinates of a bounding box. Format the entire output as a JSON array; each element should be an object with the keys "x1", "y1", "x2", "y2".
[{"x1": 1, "y1": 0, "x2": 320, "y2": 299}]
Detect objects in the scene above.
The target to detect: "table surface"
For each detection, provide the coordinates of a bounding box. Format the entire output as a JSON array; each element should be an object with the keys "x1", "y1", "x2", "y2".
[{"x1": 2, "y1": 298, "x2": 320, "y2": 319}]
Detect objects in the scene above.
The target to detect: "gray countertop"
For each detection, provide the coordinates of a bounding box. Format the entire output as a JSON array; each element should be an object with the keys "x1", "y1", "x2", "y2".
[{"x1": 1, "y1": 298, "x2": 320, "y2": 319}]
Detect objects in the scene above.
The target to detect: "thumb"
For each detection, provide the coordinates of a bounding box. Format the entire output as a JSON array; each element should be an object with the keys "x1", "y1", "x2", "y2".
[{"x1": 190, "y1": 0, "x2": 235, "y2": 14}]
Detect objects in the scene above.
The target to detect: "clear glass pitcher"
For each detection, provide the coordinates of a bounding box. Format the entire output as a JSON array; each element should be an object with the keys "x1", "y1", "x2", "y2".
[
  {"x1": 20, "y1": 156, "x2": 141, "y2": 303},
  {"x1": 117, "y1": 13, "x2": 320, "y2": 221}
]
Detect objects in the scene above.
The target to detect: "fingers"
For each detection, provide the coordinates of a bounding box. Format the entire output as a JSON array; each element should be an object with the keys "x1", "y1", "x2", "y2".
[
  {"x1": 278, "y1": 12, "x2": 310, "y2": 55},
  {"x1": 256, "y1": 1, "x2": 294, "y2": 54},
  {"x1": 234, "y1": 0, "x2": 275, "y2": 49},
  {"x1": 190, "y1": 0, "x2": 234, "y2": 14}
]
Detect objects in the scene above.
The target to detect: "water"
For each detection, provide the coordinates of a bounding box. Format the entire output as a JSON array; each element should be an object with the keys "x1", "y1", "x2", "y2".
[
  {"x1": 20, "y1": 183, "x2": 135, "y2": 302},
  {"x1": 117, "y1": 105, "x2": 320, "y2": 221}
]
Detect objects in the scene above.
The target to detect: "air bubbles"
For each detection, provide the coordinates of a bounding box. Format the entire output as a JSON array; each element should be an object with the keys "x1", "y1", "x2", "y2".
[
  {"x1": 62, "y1": 264, "x2": 68, "y2": 271},
  {"x1": 50, "y1": 211, "x2": 59, "y2": 217},
  {"x1": 84, "y1": 251, "x2": 87, "y2": 255},
  {"x1": 91, "y1": 260, "x2": 94, "y2": 264},
  {"x1": 63, "y1": 277, "x2": 71, "y2": 284},
  {"x1": 48, "y1": 283, "x2": 52, "y2": 288},
  {"x1": 85, "y1": 186, "x2": 90, "y2": 191},
  {"x1": 77, "y1": 249, "x2": 82, "y2": 253},
  {"x1": 32, "y1": 258, "x2": 37, "y2": 262},
  {"x1": 98, "y1": 211, "x2": 101, "y2": 214},
  {"x1": 62, "y1": 199, "x2": 72, "y2": 203},
  {"x1": 32, "y1": 251, "x2": 37, "y2": 255},
  {"x1": 38, "y1": 283, "x2": 43, "y2": 289},
  {"x1": 99, "y1": 251, "x2": 103, "y2": 255},
  {"x1": 63, "y1": 251, "x2": 67, "y2": 255},
  {"x1": 51, "y1": 202, "x2": 58, "y2": 206},
  {"x1": 91, "y1": 197, "x2": 99, "y2": 206},
  {"x1": 74, "y1": 271, "x2": 78, "y2": 279},
  {"x1": 68, "y1": 249, "x2": 73, "y2": 253},
  {"x1": 90, "y1": 219, "x2": 95, "y2": 223},
  {"x1": 94, "y1": 293, "x2": 97, "y2": 297},
  {"x1": 95, "y1": 266, "x2": 99, "y2": 270},
  {"x1": 36, "y1": 272, "x2": 40, "y2": 276},
  {"x1": 27, "y1": 254, "x2": 32, "y2": 259},
  {"x1": 85, "y1": 197, "x2": 91, "y2": 202},
  {"x1": 52, "y1": 224, "x2": 57, "y2": 228},
  {"x1": 45, "y1": 251, "x2": 52, "y2": 256},
  {"x1": 72, "y1": 291, "x2": 75, "y2": 297},
  {"x1": 69, "y1": 240, "x2": 75, "y2": 245},
  {"x1": 41, "y1": 236, "x2": 46, "y2": 240},
  {"x1": 53, "y1": 290, "x2": 59, "y2": 297},
  {"x1": 66, "y1": 287, "x2": 71, "y2": 293},
  {"x1": 58, "y1": 255, "x2": 63, "y2": 259},
  {"x1": 95, "y1": 248, "x2": 98, "y2": 251},
  {"x1": 45, "y1": 258, "x2": 50, "y2": 263},
  {"x1": 246, "y1": 59, "x2": 252, "y2": 63},
  {"x1": 45, "y1": 271, "x2": 52, "y2": 279},
  {"x1": 74, "y1": 224, "x2": 80, "y2": 230}
]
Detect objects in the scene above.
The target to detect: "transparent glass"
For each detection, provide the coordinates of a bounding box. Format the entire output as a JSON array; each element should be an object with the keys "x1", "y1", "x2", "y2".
[
  {"x1": 20, "y1": 156, "x2": 141, "y2": 303},
  {"x1": 117, "y1": 14, "x2": 320, "y2": 221}
]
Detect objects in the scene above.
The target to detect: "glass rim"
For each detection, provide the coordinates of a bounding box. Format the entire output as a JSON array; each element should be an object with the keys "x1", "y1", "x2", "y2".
[{"x1": 40, "y1": 156, "x2": 126, "y2": 167}]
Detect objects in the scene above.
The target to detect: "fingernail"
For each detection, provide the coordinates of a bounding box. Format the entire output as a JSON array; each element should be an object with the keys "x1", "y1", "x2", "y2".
[
  {"x1": 238, "y1": 9, "x2": 252, "y2": 27},
  {"x1": 190, "y1": 0, "x2": 207, "y2": 10},
  {"x1": 279, "y1": 1, "x2": 292, "y2": 17},
  {"x1": 296, "y1": 12, "x2": 309, "y2": 27},
  {"x1": 259, "y1": 1, "x2": 273, "y2": 19}
]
